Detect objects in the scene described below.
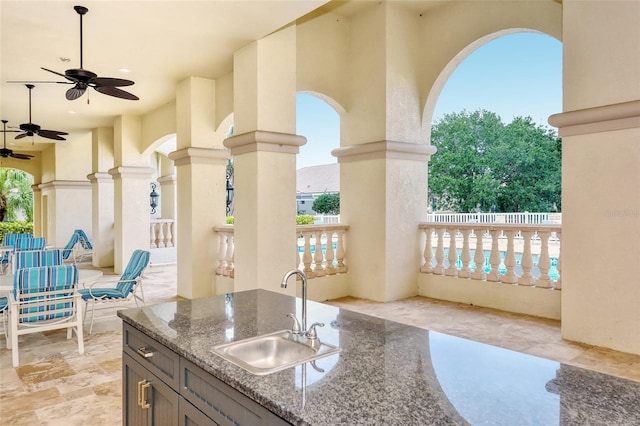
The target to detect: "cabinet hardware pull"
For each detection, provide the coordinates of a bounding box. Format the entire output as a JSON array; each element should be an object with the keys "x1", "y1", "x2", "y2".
[
  {"x1": 137, "y1": 380, "x2": 146, "y2": 407},
  {"x1": 140, "y1": 382, "x2": 151, "y2": 409},
  {"x1": 137, "y1": 347, "x2": 155, "y2": 358}
]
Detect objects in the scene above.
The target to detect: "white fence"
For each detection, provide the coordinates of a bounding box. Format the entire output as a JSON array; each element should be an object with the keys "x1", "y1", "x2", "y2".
[
  {"x1": 427, "y1": 212, "x2": 561, "y2": 225},
  {"x1": 150, "y1": 219, "x2": 175, "y2": 248}
]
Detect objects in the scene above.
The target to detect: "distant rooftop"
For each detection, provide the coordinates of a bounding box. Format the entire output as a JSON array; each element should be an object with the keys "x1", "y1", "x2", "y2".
[{"x1": 296, "y1": 163, "x2": 339, "y2": 194}]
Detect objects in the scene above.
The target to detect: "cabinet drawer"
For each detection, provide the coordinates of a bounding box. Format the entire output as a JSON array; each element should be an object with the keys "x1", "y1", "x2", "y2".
[
  {"x1": 179, "y1": 397, "x2": 219, "y2": 426},
  {"x1": 123, "y1": 323, "x2": 180, "y2": 390},
  {"x1": 180, "y1": 358, "x2": 291, "y2": 426}
]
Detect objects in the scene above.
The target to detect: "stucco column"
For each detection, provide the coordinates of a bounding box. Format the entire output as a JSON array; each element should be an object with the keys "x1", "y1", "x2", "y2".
[
  {"x1": 168, "y1": 148, "x2": 228, "y2": 299},
  {"x1": 87, "y1": 172, "x2": 114, "y2": 267},
  {"x1": 108, "y1": 166, "x2": 154, "y2": 274},
  {"x1": 30, "y1": 185, "x2": 42, "y2": 237},
  {"x1": 158, "y1": 174, "x2": 176, "y2": 221},
  {"x1": 549, "y1": 0, "x2": 640, "y2": 355},
  {"x1": 225, "y1": 131, "x2": 305, "y2": 294},
  {"x1": 37, "y1": 181, "x2": 92, "y2": 247},
  {"x1": 334, "y1": 142, "x2": 435, "y2": 302}
]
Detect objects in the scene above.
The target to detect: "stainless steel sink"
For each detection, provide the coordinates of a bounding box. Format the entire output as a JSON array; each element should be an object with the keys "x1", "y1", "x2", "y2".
[{"x1": 211, "y1": 330, "x2": 340, "y2": 375}]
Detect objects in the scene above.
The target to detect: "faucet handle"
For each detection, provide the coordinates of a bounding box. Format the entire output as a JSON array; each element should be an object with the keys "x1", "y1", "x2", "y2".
[
  {"x1": 306, "y1": 322, "x2": 325, "y2": 339},
  {"x1": 286, "y1": 313, "x2": 302, "y2": 334}
]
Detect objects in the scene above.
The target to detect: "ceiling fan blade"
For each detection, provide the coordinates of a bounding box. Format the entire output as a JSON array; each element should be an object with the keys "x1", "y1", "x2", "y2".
[
  {"x1": 41, "y1": 67, "x2": 75, "y2": 82},
  {"x1": 94, "y1": 85, "x2": 139, "y2": 100},
  {"x1": 10, "y1": 153, "x2": 34, "y2": 160},
  {"x1": 91, "y1": 77, "x2": 134, "y2": 87},
  {"x1": 14, "y1": 133, "x2": 29, "y2": 140},
  {"x1": 38, "y1": 129, "x2": 68, "y2": 140},
  {"x1": 66, "y1": 85, "x2": 87, "y2": 100},
  {"x1": 8, "y1": 80, "x2": 71, "y2": 85}
]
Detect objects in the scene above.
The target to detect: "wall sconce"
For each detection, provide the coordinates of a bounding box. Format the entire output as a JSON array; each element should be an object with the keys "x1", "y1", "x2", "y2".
[
  {"x1": 150, "y1": 183, "x2": 159, "y2": 214},
  {"x1": 226, "y1": 171, "x2": 234, "y2": 216}
]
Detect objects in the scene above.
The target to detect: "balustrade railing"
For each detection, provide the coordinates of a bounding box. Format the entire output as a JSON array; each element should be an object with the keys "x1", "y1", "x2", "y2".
[
  {"x1": 213, "y1": 224, "x2": 349, "y2": 280},
  {"x1": 296, "y1": 224, "x2": 349, "y2": 279},
  {"x1": 419, "y1": 223, "x2": 561, "y2": 289},
  {"x1": 150, "y1": 219, "x2": 175, "y2": 248}
]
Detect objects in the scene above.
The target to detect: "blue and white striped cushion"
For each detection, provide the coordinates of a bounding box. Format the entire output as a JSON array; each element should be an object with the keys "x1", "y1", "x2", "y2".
[
  {"x1": 78, "y1": 288, "x2": 124, "y2": 300},
  {"x1": 75, "y1": 230, "x2": 93, "y2": 250},
  {"x1": 62, "y1": 232, "x2": 80, "y2": 260},
  {"x1": 16, "y1": 265, "x2": 78, "y2": 322},
  {"x1": 116, "y1": 250, "x2": 150, "y2": 296}
]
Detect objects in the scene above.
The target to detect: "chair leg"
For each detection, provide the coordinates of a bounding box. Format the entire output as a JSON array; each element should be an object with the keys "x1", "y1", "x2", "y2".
[
  {"x1": 76, "y1": 296, "x2": 84, "y2": 354},
  {"x1": 88, "y1": 300, "x2": 96, "y2": 335},
  {"x1": 10, "y1": 307, "x2": 19, "y2": 367}
]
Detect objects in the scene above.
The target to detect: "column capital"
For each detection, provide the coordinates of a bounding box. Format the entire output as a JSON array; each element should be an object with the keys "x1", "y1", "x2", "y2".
[
  {"x1": 37, "y1": 180, "x2": 91, "y2": 190},
  {"x1": 87, "y1": 172, "x2": 113, "y2": 184},
  {"x1": 157, "y1": 174, "x2": 177, "y2": 185},
  {"x1": 332, "y1": 140, "x2": 436, "y2": 163},
  {"x1": 108, "y1": 166, "x2": 154, "y2": 180},
  {"x1": 224, "y1": 130, "x2": 306, "y2": 156},
  {"x1": 549, "y1": 100, "x2": 640, "y2": 136},
  {"x1": 168, "y1": 147, "x2": 229, "y2": 166}
]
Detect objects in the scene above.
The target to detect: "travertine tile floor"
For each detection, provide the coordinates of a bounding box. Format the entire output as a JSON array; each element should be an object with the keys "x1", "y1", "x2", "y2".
[{"x1": 1, "y1": 264, "x2": 639, "y2": 425}]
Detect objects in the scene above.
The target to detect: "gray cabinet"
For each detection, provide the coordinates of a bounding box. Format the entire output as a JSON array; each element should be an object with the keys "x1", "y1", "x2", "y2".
[
  {"x1": 123, "y1": 352, "x2": 179, "y2": 425},
  {"x1": 123, "y1": 324, "x2": 291, "y2": 426}
]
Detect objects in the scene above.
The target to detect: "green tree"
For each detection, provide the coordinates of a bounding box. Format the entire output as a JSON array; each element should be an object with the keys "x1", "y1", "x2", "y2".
[
  {"x1": 0, "y1": 168, "x2": 34, "y2": 222},
  {"x1": 429, "y1": 110, "x2": 561, "y2": 212},
  {"x1": 312, "y1": 193, "x2": 340, "y2": 215}
]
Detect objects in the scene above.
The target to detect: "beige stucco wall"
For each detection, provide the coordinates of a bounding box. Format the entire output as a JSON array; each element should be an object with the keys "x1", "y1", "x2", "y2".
[{"x1": 558, "y1": 0, "x2": 640, "y2": 355}]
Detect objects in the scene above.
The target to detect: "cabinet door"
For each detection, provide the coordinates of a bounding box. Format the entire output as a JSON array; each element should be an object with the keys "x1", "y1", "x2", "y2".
[
  {"x1": 123, "y1": 353, "x2": 179, "y2": 426},
  {"x1": 179, "y1": 397, "x2": 219, "y2": 426}
]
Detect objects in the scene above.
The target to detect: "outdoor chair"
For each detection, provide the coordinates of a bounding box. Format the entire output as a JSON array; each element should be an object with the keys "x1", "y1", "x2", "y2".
[
  {"x1": 61, "y1": 231, "x2": 80, "y2": 263},
  {"x1": 15, "y1": 249, "x2": 63, "y2": 270},
  {"x1": 78, "y1": 249, "x2": 150, "y2": 334},
  {"x1": 8, "y1": 264, "x2": 83, "y2": 367},
  {"x1": 0, "y1": 233, "x2": 31, "y2": 274},
  {"x1": 0, "y1": 297, "x2": 7, "y2": 341},
  {"x1": 14, "y1": 236, "x2": 46, "y2": 252},
  {"x1": 73, "y1": 229, "x2": 93, "y2": 263}
]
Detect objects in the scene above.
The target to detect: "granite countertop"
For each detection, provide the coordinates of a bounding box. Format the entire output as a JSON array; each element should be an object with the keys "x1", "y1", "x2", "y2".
[{"x1": 118, "y1": 289, "x2": 640, "y2": 426}]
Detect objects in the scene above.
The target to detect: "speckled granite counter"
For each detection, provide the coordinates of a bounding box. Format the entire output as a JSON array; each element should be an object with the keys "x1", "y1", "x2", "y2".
[{"x1": 118, "y1": 289, "x2": 640, "y2": 425}]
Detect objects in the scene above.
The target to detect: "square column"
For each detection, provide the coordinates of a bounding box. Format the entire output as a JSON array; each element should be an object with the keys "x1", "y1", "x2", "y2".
[
  {"x1": 108, "y1": 166, "x2": 154, "y2": 274},
  {"x1": 225, "y1": 131, "x2": 306, "y2": 295},
  {"x1": 333, "y1": 141, "x2": 436, "y2": 302},
  {"x1": 37, "y1": 181, "x2": 92, "y2": 247},
  {"x1": 168, "y1": 148, "x2": 229, "y2": 299},
  {"x1": 87, "y1": 172, "x2": 114, "y2": 267}
]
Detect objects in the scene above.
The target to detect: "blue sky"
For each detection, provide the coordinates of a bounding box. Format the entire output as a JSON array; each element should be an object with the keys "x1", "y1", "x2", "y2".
[{"x1": 296, "y1": 32, "x2": 562, "y2": 169}]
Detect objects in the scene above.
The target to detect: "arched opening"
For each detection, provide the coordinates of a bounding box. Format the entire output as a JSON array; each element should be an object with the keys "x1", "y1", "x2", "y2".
[{"x1": 295, "y1": 92, "x2": 341, "y2": 221}]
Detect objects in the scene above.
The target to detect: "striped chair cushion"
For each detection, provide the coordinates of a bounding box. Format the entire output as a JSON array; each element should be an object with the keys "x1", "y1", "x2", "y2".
[
  {"x1": 62, "y1": 232, "x2": 80, "y2": 260},
  {"x1": 15, "y1": 250, "x2": 63, "y2": 270},
  {"x1": 2, "y1": 233, "x2": 31, "y2": 263},
  {"x1": 116, "y1": 250, "x2": 150, "y2": 296},
  {"x1": 78, "y1": 288, "x2": 124, "y2": 300},
  {"x1": 15, "y1": 265, "x2": 78, "y2": 322},
  {"x1": 75, "y1": 230, "x2": 93, "y2": 250},
  {"x1": 15, "y1": 237, "x2": 46, "y2": 252},
  {"x1": 0, "y1": 296, "x2": 7, "y2": 312}
]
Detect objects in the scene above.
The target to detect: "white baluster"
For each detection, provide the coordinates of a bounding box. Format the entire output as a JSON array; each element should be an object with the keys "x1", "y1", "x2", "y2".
[
  {"x1": 150, "y1": 223, "x2": 158, "y2": 248},
  {"x1": 502, "y1": 230, "x2": 517, "y2": 284},
  {"x1": 471, "y1": 229, "x2": 486, "y2": 280},
  {"x1": 336, "y1": 230, "x2": 347, "y2": 273},
  {"x1": 156, "y1": 222, "x2": 166, "y2": 248},
  {"x1": 518, "y1": 230, "x2": 535, "y2": 286},
  {"x1": 554, "y1": 231, "x2": 562, "y2": 290},
  {"x1": 314, "y1": 231, "x2": 325, "y2": 277},
  {"x1": 446, "y1": 228, "x2": 458, "y2": 276},
  {"x1": 164, "y1": 222, "x2": 173, "y2": 247},
  {"x1": 421, "y1": 228, "x2": 434, "y2": 273},
  {"x1": 458, "y1": 228, "x2": 472, "y2": 278},
  {"x1": 487, "y1": 229, "x2": 502, "y2": 282},
  {"x1": 216, "y1": 232, "x2": 228, "y2": 275},
  {"x1": 224, "y1": 234, "x2": 235, "y2": 278},
  {"x1": 536, "y1": 230, "x2": 552, "y2": 288},
  {"x1": 325, "y1": 231, "x2": 336, "y2": 275},
  {"x1": 302, "y1": 232, "x2": 314, "y2": 277},
  {"x1": 434, "y1": 228, "x2": 445, "y2": 275}
]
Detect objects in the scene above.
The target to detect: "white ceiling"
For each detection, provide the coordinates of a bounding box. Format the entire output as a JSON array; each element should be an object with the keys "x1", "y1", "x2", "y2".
[{"x1": 0, "y1": 0, "x2": 329, "y2": 150}]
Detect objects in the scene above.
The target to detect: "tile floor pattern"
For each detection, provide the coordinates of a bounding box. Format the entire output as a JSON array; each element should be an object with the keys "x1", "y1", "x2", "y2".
[{"x1": 1, "y1": 264, "x2": 639, "y2": 425}]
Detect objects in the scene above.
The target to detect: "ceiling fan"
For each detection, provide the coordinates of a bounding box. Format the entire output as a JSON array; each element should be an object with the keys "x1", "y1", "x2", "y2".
[
  {"x1": 1, "y1": 121, "x2": 34, "y2": 160},
  {"x1": 39, "y1": 5, "x2": 138, "y2": 101},
  {"x1": 14, "y1": 84, "x2": 69, "y2": 141}
]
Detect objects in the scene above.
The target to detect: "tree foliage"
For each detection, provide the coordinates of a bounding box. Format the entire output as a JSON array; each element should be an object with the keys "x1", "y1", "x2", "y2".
[
  {"x1": 0, "y1": 168, "x2": 34, "y2": 222},
  {"x1": 312, "y1": 193, "x2": 340, "y2": 215},
  {"x1": 429, "y1": 110, "x2": 561, "y2": 213}
]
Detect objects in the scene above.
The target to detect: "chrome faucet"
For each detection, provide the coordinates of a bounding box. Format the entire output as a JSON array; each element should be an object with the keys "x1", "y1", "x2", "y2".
[{"x1": 281, "y1": 269, "x2": 308, "y2": 333}]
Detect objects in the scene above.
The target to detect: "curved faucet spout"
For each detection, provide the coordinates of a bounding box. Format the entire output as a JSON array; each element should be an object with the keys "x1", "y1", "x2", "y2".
[{"x1": 281, "y1": 269, "x2": 308, "y2": 332}]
